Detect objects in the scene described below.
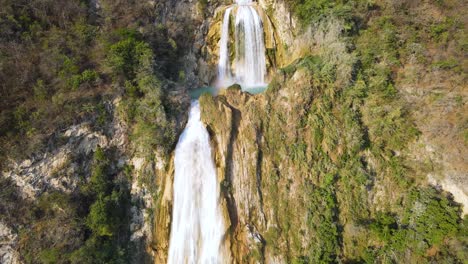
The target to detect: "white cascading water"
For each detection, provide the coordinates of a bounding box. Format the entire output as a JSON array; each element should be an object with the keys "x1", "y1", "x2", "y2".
[
  {"x1": 217, "y1": 0, "x2": 266, "y2": 87},
  {"x1": 217, "y1": 7, "x2": 233, "y2": 87},
  {"x1": 168, "y1": 101, "x2": 227, "y2": 264}
]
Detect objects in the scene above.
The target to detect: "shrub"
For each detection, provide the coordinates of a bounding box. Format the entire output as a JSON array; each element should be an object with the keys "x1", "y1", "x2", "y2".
[
  {"x1": 87, "y1": 195, "x2": 117, "y2": 237},
  {"x1": 287, "y1": 0, "x2": 352, "y2": 26},
  {"x1": 105, "y1": 29, "x2": 177, "y2": 154},
  {"x1": 33, "y1": 79, "x2": 48, "y2": 101},
  {"x1": 87, "y1": 147, "x2": 112, "y2": 196},
  {"x1": 406, "y1": 188, "x2": 460, "y2": 246}
]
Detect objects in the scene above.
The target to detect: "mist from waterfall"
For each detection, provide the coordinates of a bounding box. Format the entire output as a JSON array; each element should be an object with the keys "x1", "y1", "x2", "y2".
[
  {"x1": 167, "y1": 101, "x2": 227, "y2": 264},
  {"x1": 217, "y1": 0, "x2": 266, "y2": 88}
]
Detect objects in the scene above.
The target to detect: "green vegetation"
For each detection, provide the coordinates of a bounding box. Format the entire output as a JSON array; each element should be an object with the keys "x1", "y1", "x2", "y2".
[
  {"x1": 0, "y1": 0, "x2": 102, "y2": 163},
  {"x1": 0, "y1": 0, "x2": 186, "y2": 263},
  {"x1": 229, "y1": 0, "x2": 467, "y2": 262},
  {"x1": 0, "y1": 0, "x2": 182, "y2": 166},
  {"x1": 70, "y1": 147, "x2": 132, "y2": 263},
  {"x1": 362, "y1": 187, "x2": 466, "y2": 263},
  {"x1": 107, "y1": 29, "x2": 176, "y2": 154},
  {"x1": 285, "y1": 0, "x2": 353, "y2": 25}
]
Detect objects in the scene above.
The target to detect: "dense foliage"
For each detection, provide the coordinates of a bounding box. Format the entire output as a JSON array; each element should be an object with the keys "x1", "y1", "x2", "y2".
[
  {"x1": 240, "y1": 0, "x2": 466, "y2": 263},
  {"x1": 69, "y1": 147, "x2": 132, "y2": 263},
  {"x1": 0, "y1": 0, "x2": 182, "y2": 168},
  {"x1": 0, "y1": 0, "x2": 184, "y2": 262}
]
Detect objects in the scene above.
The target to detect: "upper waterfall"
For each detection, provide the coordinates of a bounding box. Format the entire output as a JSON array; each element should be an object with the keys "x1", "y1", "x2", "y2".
[
  {"x1": 216, "y1": 0, "x2": 266, "y2": 88},
  {"x1": 217, "y1": 7, "x2": 233, "y2": 87}
]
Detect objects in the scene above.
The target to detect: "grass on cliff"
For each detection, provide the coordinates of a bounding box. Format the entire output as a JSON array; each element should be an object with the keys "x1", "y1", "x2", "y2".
[
  {"x1": 106, "y1": 29, "x2": 177, "y2": 155},
  {"x1": 256, "y1": 1, "x2": 467, "y2": 262}
]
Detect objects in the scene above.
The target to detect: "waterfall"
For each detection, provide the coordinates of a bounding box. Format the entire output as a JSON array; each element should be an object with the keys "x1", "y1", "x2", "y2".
[
  {"x1": 217, "y1": 7, "x2": 233, "y2": 87},
  {"x1": 168, "y1": 101, "x2": 227, "y2": 264},
  {"x1": 168, "y1": 1, "x2": 266, "y2": 262},
  {"x1": 217, "y1": 0, "x2": 266, "y2": 88},
  {"x1": 235, "y1": 3, "x2": 266, "y2": 86}
]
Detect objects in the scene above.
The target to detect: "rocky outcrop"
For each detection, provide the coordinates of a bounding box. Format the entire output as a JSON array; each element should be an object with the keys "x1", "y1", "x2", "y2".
[
  {"x1": 2, "y1": 99, "x2": 128, "y2": 196},
  {"x1": 0, "y1": 222, "x2": 21, "y2": 264},
  {"x1": 258, "y1": 0, "x2": 298, "y2": 67},
  {"x1": 199, "y1": 67, "x2": 318, "y2": 262},
  {"x1": 200, "y1": 86, "x2": 266, "y2": 261},
  {"x1": 2, "y1": 124, "x2": 110, "y2": 199}
]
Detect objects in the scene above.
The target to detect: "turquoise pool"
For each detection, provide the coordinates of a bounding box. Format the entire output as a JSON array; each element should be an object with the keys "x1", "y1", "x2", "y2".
[{"x1": 189, "y1": 85, "x2": 268, "y2": 99}]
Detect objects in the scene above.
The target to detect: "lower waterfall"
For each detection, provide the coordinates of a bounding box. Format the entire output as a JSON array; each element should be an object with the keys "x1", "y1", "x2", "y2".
[{"x1": 167, "y1": 101, "x2": 227, "y2": 264}]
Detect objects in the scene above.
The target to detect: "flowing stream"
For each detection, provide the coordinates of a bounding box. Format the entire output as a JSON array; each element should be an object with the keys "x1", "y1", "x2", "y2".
[{"x1": 167, "y1": 101, "x2": 226, "y2": 264}]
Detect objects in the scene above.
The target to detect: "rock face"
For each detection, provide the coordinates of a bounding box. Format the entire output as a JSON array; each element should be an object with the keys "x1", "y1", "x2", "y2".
[
  {"x1": 155, "y1": 0, "x2": 224, "y2": 88},
  {"x1": 258, "y1": 0, "x2": 298, "y2": 67},
  {"x1": 0, "y1": 222, "x2": 21, "y2": 264},
  {"x1": 2, "y1": 124, "x2": 110, "y2": 199},
  {"x1": 151, "y1": 154, "x2": 175, "y2": 264},
  {"x1": 199, "y1": 70, "x2": 318, "y2": 262},
  {"x1": 200, "y1": 87, "x2": 269, "y2": 262}
]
